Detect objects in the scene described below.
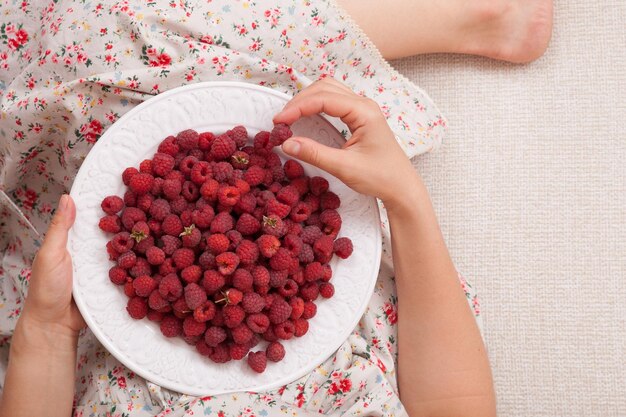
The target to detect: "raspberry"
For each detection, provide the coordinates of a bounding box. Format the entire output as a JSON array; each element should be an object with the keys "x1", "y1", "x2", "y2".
[
  {"x1": 162, "y1": 179, "x2": 182, "y2": 200},
  {"x1": 255, "y1": 190, "x2": 275, "y2": 207},
  {"x1": 204, "y1": 326, "x2": 228, "y2": 347},
  {"x1": 172, "y1": 248, "x2": 195, "y2": 269},
  {"x1": 300, "y1": 282, "x2": 319, "y2": 302},
  {"x1": 109, "y1": 266, "x2": 127, "y2": 285},
  {"x1": 193, "y1": 300, "x2": 216, "y2": 322},
  {"x1": 256, "y1": 234, "x2": 280, "y2": 258},
  {"x1": 263, "y1": 342, "x2": 285, "y2": 363},
  {"x1": 217, "y1": 185, "x2": 240, "y2": 206},
  {"x1": 273, "y1": 321, "x2": 295, "y2": 340},
  {"x1": 166, "y1": 167, "x2": 185, "y2": 184},
  {"x1": 121, "y1": 207, "x2": 147, "y2": 231},
  {"x1": 133, "y1": 275, "x2": 157, "y2": 297},
  {"x1": 226, "y1": 230, "x2": 243, "y2": 250},
  {"x1": 278, "y1": 279, "x2": 299, "y2": 298},
  {"x1": 238, "y1": 292, "x2": 263, "y2": 314},
  {"x1": 210, "y1": 212, "x2": 234, "y2": 234},
  {"x1": 152, "y1": 152, "x2": 175, "y2": 177},
  {"x1": 130, "y1": 222, "x2": 149, "y2": 243},
  {"x1": 195, "y1": 340, "x2": 213, "y2": 356},
  {"x1": 159, "y1": 273, "x2": 183, "y2": 301},
  {"x1": 268, "y1": 298, "x2": 292, "y2": 324},
  {"x1": 172, "y1": 296, "x2": 192, "y2": 319},
  {"x1": 140, "y1": 159, "x2": 153, "y2": 173},
  {"x1": 231, "y1": 151, "x2": 249, "y2": 169},
  {"x1": 229, "y1": 125, "x2": 249, "y2": 148},
  {"x1": 148, "y1": 290, "x2": 169, "y2": 311},
  {"x1": 283, "y1": 159, "x2": 304, "y2": 179},
  {"x1": 290, "y1": 177, "x2": 310, "y2": 196},
  {"x1": 269, "y1": 248, "x2": 293, "y2": 271},
  {"x1": 212, "y1": 161, "x2": 233, "y2": 183},
  {"x1": 209, "y1": 343, "x2": 231, "y2": 363},
  {"x1": 223, "y1": 304, "x2": 245, "y2": 328},
  {"x1": 198, "y1": 131, "x2": 215, "y2": 150},
  {"x1": 262, "y1": 169, "x2": 274, "y2": 187},
  {"x1": 248, "y1": 153, "x2": 268, "y2": 169},
  {"x1": 147, "y1": 219, "x2": 162, "y2": 238},
  {"x1": 182, "y1": 181, "x2": 199, "y2": 201},
  {"x1": 192, "y1": 206, "x2": 215, "y2": 229},
  {"x1": 129, "y1": 257, "x2": 151, "y2": 278},
  {"x1": 305, "y1": 216, "x2": 322, "y2": 232},
  {"x1": 123, "y1": 281, "x2": 136, "y2": 297},
  {"x1": 320, "y1": 191, "x2": 340, "y2": 210},
  {"x1": 205, "y1": 233, "x2": 228, "y2": 255},
  {"x1": 159, "y1": 258, "x2": 176, "y2": 275},
  {"x1": 184, "y1": 282, "x2": 207, "y2": 309},
  {"x1": 177, "y1": 129, "x2": 199, "y2": 151},
  {"x1": 313, "y1": 235, "x2": 334, "y2": 263},
  {"x1": 117, "y1": 251, "x2": 137, "y2": 269},
  {"x1": 247, "y1": 351, "x2": 267, "y2": 373},
  {"x1": 270, "y1": 123, "x2": 292, "y2": 146},
  {"x1": 122, "y1": 167, "x2": 139, "y2": 186},
  {"x1": 231, "y1": 323, "x2": 254, "y2": 345},
  {"x1": 126, "y1": 297, "x2": 148, "y2": 319},
  {"x1": 124, "y1": 190, "x2": 138, "y2": 208},
  {"x1": 211, "y1": 134, "x2": 237, "y2": 160},
  {"x1": 261, "y1": 215, "x2": 285, "y2": 237},
  {"x1": 322, "y1": 264, "x2": 332, "y2": 282},
  {"x1": 243, "y1": 165, "x2": 265, "y2": 186},
  {"x1": 283, "y1": 234, "x2": 303, "y2": 257},
  {"x1": 319, "y1": 282, "x2": 335, "y2": 298},
  {"x1": 198, "y1": 250, "x2": 216, "y2": 270},
  {"x1": 330, "y1": 237, "x2": 353, "y2": 259},
  {"x1": 236, "y1": 240, "x2": 259, "y2": 265},
  {"x1": 157, "y1": 135, "x2": 180, "y2": 156},
  {"x1": 216, "y1": 252, "x2": 239, "y2": 275},
  {"x1": 233, "y1": 179, "x2": 251, "y2": 197},
  {"x1": 303, "y1": 194, "x2": 320, "y2": 213},
  {"x1": 291, "y1": 268, "x2": 305, "y2": 285},
  {"x1": 169, "y1": 196, "x2": 188, "y2": 215},
  {"x1": 129, "y1": 172, "x2": 154, "y2": 195},
  {"x1": 276, "y1": 185, "x2": 299, "y2": 207},
  {"x1": 147, "y1": 310, "x2": 164, "y2": 322},
  {"x1": 262, "y1": 326, "x2": 278, "y2": 342},
  {"x1": 111, "y1": 232, "x2": 134, "y2": 253},
  {"x1": 179, "y1": 155, "x2": 199, "y2": 177},
  {"x1": 160, "y1": 214, "x2": 182, "y2": 237},
  {"x1": 160, "y1": 315, "x2": 182, "y2": 337},
  {"x1": 304, "y1": 262, "x2": 324, "y2": 282},
  {"x1": 232, "y1": 269, "x2": 254, "y2": 292},
  {"x1": 187, "y1": 160, "x2": 210, "y2": 184},
  {"x1": 99, "y1": 215, "x2": 121, "y2": 233},
  {"x1": 253, "y1": 130, "x2": 271, "y2": 152},
  {"x1": 136, "y1": 193, "x2": 154, "y2": 212},
  {"x1": 269, "y1": 269, "x2": 288, "y2": 288},
  {"x1": 251, "y1": 265, "x2": 270, "y2": 287},
  {"x1": 147, "y1": 199, "x2": 170, "y2": 221},
  {"x1": 266, "y1": 199, "x2": 291, "y2": 219},
  {"x1": 309, "y1": 176, "x2": 329, "y2": 196},
  {"x1": 101, "y1": 195, "x2": 124, "y2": 215},
  {"x1": 270, "y1": 165, "x2": 286, "y2": 183},
  {"x1": 183, "y1": 334, "x2": 201, "y2": 346},
  {"x1": 236, "y1": 213, "x2": 261, "y2": 235},
  {"x1": 293, "y1": 318, "x2": 309, "y2": 337},
  {"x1": 289, "y1": 202, "x2": 311, "y2": 223},
  {"x1": 320, "y1": 209, "x2": 342, "y2": 237},
  {"x1": 289, "y1": 297, "x2": 305, "y2": 320},
  {"x1": 183, "y1": 316, "x2": 206, "y2": 337},
  {"x1": 202, "y1": 270, "x2": 226, "y2": 294},
  {"x1": 218, "y1": 288, "x2": 243, "y2": 305},
  {"x1": 159, "y1": 235, "x2": 181, "y2": 255},
  {"x1": 302, "y1": 301, "x2": 317, "y2": 319}
]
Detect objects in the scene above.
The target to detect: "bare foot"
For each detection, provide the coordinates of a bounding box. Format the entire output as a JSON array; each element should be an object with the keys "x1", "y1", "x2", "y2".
[{"x1": 464, "y1": 0, "x2": 554, "y2": 63}]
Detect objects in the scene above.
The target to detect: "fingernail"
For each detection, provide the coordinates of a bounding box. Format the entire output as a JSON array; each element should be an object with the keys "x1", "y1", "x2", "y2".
[
  {"x1": 58, "y1": 194, "x2": 69, "y2": 213},
  {"x1": 282, "y1": 140, "x2": 300, "y2": 155}
]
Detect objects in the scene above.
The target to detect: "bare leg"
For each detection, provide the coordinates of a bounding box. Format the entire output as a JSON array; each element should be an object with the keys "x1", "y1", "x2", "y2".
[{"x1": 336, "y1": 0, "x2": 553, "y2": 63}]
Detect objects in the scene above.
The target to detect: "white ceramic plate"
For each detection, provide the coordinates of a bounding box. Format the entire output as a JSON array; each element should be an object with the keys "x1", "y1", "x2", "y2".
[{"x1": 69, "y1": 81, "x2": 381, "y2": 396}]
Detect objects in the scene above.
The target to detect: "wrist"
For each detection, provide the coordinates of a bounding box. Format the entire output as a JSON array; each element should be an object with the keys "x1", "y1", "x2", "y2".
[
  {"x1": 11, "y1": 311, "x2": 79, "y2": 358},
  {"x1": 381, "y1": 173, "x2": 429, "y2": 216}
]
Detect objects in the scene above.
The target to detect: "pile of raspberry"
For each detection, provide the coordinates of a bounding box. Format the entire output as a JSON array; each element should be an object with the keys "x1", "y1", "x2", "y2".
[{"x1": 98, "y1": 124, "x2": 353, "y2": 373}]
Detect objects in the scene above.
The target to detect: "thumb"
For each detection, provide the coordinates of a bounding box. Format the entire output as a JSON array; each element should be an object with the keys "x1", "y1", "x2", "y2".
[
  {"x1": 282, "y1": 137, "x2": 345, "y2": 178},
  {"x1": 41, "y1": 194, "x2": 76, "y2": 252}
]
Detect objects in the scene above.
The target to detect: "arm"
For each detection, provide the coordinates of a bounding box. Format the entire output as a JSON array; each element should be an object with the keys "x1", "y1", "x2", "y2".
[
  {"x1": 274, "y1": 78, "x2": 496, "y2": 417},
  {"x1": 0, "y1": 195, "x2": 85, "y2": 417}
]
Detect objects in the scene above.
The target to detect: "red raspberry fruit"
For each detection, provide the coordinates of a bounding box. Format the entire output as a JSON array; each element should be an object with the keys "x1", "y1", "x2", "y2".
[
  {"x1": 198, "y1": 132, "x2": 215, "y2": 150},
  {"x1": 293, "y1": 318, "x2": 309, "y2": 337},
  {"x1": 122, "y1": 167, "x2": 139, "y2": 186},
  {"x1": 310, "y1": 176, "x2": 329, "y2": 196},
  {"x1": 161, "y1": 214, "x2": 183, "y2": 237},
  {"x1": 256, "y1": 234, "x2": 280, "y2": 258},
  {"x1": 269, "y1": 269, "x2": 288, "y2": 288},
  {"x1": 261, "y1": 215, "x2": 285, "y2": 237},
  {"x1": 148, "y1": 199, "x2": 170, "y2": 221},
  {"x1": 160, "y1": 315, "x2": 182, "y2": 337},
  {"x1": 300, "y1": 282, "x2": 319, "y2": 302},
  {"x1": 121, "y1": 207, "x2": 147, "y2": 230},
  {"x1": 181, "y1": 181, "x2": 199, "y2": 201},
  {"x1": 304, "y1": 262, "x2": 324, "y2": 282},
  {"x1": 276, "y1": 185, "x2": 299, "y2": 207},
  {"x1": 177, "y1": 129, "x2": 199, "y2": 151},
  {"x1": 243, "y1": 165, "x2": 265, "y2": 186},
  {"x1": 320, "y1": 191, "x2": 340, "y2": 210},
  {"x1": 159, "y1": 273, "x2": 183, "y2": 301},
  {"x1": 333, "y1": 237, "x2": 353, "y2": 259},
  {"x1": 202, "y1": 270, "x2": 226, "y2": 294},
  {"x1": 322, "y1": 264, "x2": 332, "y2": 282},
  {"x1": 231, "y1": 151, "x2": 249, "y2": 169},
  {"x1": 268, "y1": 298, "x2": 292, "y2": 324},
  {"x1": 124, "y1": 281, "x2": 136, "y2": 298},
  {"x1": 313, "y1": 235, "x2": 334, "y2": 263},
  {"x1": 232, "y1": 269, "x2": 254, "y2": 292},
  {"x1": 101, "y1": 195, "x2": 124, "y2": 215},
  {"x1": 253, "y1": 130, "x2": 271, "y2": 152},
  {"x1": 209, "y1": 343, "x2": 231, "y2": 363},
  {"x1": 289, "y1": 202, "x2": 311, "y2": 223},
  {"x1": 236, "y1": 213, "x2": 261, "y2": 235},
  {"x1": 218, "y1": 185, "x2": 240, "y2": 206},
  {"x1": 126, "y1": 297, "x2": 148, "y2": 319},
  {"x1": 283, "y1": 159, "x2": 304, "y2": 179},
  {"x1": 278, "y1": 279, "x2": 299, "y2": 298},
  {"x1": 289, "y1": 297, "x2": 305, "y2": 320},
  {"x1": 162, "y1": 179, "x2": 182, "y2": 200},
  {"x1": 216, "y1": 252, "x2": 239, "y2": 275},
  {"x1": 148, "y1": 290, "x2": 169, "y2": 311},
  {"x1": 269, "y1": 123, "x2": 292, "y2": 146},
  {"x1": 302, "y1": 301, "x2": 317, "y2": 319},
  {"x1": 229, "y1": 125, "x2": 249, "y2": 148},
  {"x1": 195, "y1": 340, "x2": 213, "y2": 356},
  {"x1": 206, "y1": 233, "x2": 229, "y2": 255},
  {"x1": 129, "y1": 172, "x2": 154, "y2": 195},
  {"x1": 184, "y1": 283, "x2": 207, "y2": 310},
  {"x1": 159, "y1": 235, "x2": 181, "y2": 255},
  {"x1": 204, "y1": 326, "x2": 228, "y2": 347},
  {"x1": 117, "y1": 251, "x2": 137, "y2": 269},
  {"x1": 223, "y1": 304, "x2": 245, "y2": 328},
  {"x1": 231, "y1": 323, "x2": 254, "y2": 345},
  {"x1": 109, "y1": 266, "x2": 127, "y2": 285},
  {"x1": 193, "y1": 300, "x2": 216, "y2": 322},
  {"x1": 266, "y1": 199, "x2": 291, "y2": 219},
  {"x1": 172, "y1": 248, "x2": 195, "y2": 269},
  {"x1": 247, "y1": 351, "x2": 267, "y2": 373},
  {"x1": 273, "y1": 321, "x2": 295, "y2": 340},
  {"x1": 283, "y1": 234, "x2": 303, "y2": 257},
  {"x1": 210, "y1": 212, "x2": 234, "y2": 234},
  {"x1": 320, "y1": 209, "x2": 342, "y2": 237},
  {"x1": 228, "y1": 343, "x2": 249, "y2": 360},
  {"x1": 190, "y1": 160, "x2": 212, "y2": 184},
  {"x1": 319, "y1": 282, "x2": 335, "y2": 298},
  {"x1": 192, "y1": 206, "x2": 215, "y2": 229},
  {"x1": 111, "y1": 232, "x2": 134, "y2": 253},
  {"x1": 241, "y1": 292, "x2": 265, "y2": 313},
  {"x1": 152, "y1": 152, "x2": 175, "y2": 177},
  {"x1": 129, "y1": 257, "x2": 151, "y2": 278},
  {"x1": 211, "y1": 134, "x2": 237, "y2": 160},
  {"x1": 244, "y1": 313, "x2": 269, "y2": 333},
  {"x1": 269, "y1": 248, "x2": 293, "y2": 271},
  {"x1": 157, "y1": 135, "x2": 179, "y2": 156},
  {"x1": 99, "y1": 215, "x2": 122, "y2": 234},
  {"x1": 130, "y1": 221, "x2": 149, "y2": 243},
  {"x1": 183, "y1": 316, "x2": 206, "y2": 337},
  {"x1": 303, "y1": 194, "x2": 320, "y2": 212},
  {"x1": 133, "y1": 275, "x2": 157, "y2": 297},
  {"x1": 252, "y1": 265, "x2": 270, "y2": 287},
  {"x1": 266, "y1": 341, "x2": 285, "y2": 362},
  {"x1": 236, "y1": 240, "x2": 259, "y2": 265}
]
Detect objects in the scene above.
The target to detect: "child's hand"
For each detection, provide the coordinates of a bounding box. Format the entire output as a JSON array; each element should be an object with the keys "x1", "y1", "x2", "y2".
[
  {"x1": 274, "y1": 78, "x2": 419, "y2": 208},
  {"x1": 22, "y1": 195, "x2": 85, "y2": 337}
]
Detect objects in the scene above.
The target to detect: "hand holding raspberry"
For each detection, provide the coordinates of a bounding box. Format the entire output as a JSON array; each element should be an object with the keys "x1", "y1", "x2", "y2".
[{"x1": 274, "y1": 77, "x2": 418, "y2": 209}]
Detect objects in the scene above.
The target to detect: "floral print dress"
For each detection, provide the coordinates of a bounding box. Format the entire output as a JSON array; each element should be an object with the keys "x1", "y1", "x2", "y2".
[{"x1": 0, "y1": 0, "x2": 480, "y2": 415}]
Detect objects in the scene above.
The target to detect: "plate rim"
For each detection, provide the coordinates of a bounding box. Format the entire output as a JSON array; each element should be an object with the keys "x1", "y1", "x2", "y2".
[{"x1": 69, "y1": 81, "x2": 382, "y2": 395}]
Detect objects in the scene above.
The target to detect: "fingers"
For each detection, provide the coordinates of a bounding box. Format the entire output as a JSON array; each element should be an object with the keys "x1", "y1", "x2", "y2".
[
  {"x1": 41, "y1": 195, "x2": 76, "y2": 253},
  {"x1": 282, "y1": 137, "x2": 346, "y2": 178}
]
